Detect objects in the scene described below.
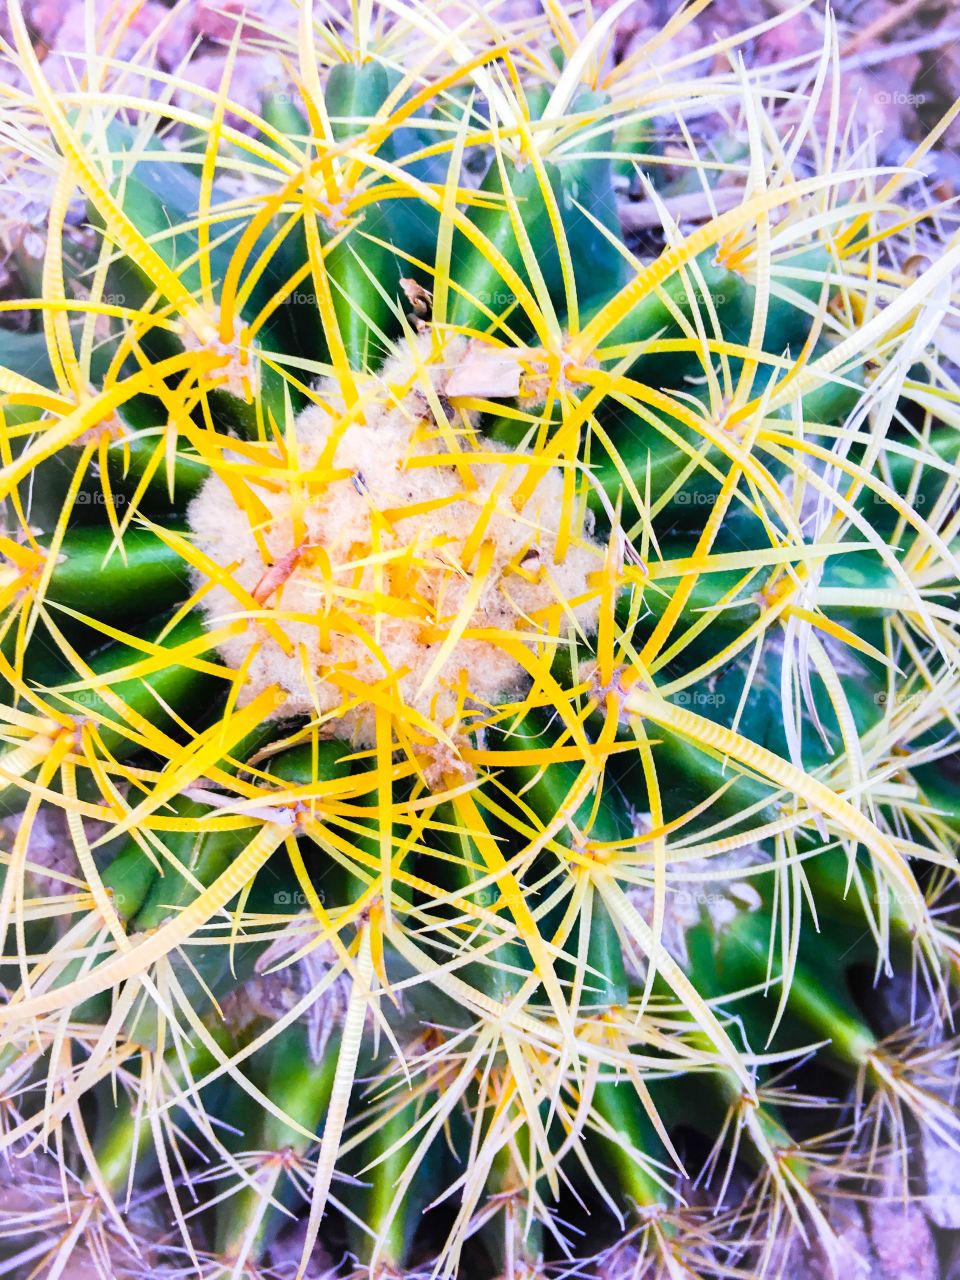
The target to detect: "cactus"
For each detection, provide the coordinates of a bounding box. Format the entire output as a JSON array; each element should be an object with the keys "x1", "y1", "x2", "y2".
[{"x1": 1, "y1": 2, "x2": 959, "y2": 1276}]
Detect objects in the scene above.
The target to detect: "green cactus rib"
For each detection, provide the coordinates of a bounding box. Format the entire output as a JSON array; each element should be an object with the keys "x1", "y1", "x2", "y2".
[{"x1": 215, "y1": 1030, "x2": 339, "y2": 1264}]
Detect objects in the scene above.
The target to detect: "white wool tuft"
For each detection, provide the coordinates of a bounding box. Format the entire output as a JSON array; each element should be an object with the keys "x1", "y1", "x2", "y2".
[{"x1": 188, "y1": 336, "x2": 603, "y2": 746}]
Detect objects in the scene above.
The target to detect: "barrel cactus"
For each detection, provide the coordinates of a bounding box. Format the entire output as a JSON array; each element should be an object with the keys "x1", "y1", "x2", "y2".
[{"x1": 0, "y1": 1, "x2": 959, "y2": 1276}]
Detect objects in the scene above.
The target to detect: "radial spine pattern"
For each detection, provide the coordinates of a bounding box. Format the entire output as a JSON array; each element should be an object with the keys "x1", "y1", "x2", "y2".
[{"x1": 0, "y1": 1, "x2": 959, "y2": 1277}]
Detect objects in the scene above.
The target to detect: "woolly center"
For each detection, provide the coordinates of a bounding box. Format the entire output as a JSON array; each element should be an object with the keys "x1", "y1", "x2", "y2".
[{"x1": 187, "y1": 338, "x2": 603, "y2": 747}]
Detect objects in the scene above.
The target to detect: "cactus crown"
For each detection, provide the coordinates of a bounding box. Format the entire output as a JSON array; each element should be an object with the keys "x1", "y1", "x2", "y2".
[{"x1": 186, "y1": 332, "x2": 603, "y2": 747}]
